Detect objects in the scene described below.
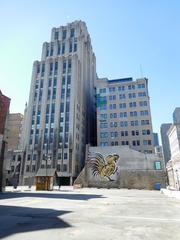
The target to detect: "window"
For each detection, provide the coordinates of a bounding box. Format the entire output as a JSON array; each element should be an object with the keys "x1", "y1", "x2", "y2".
[
  {"x1": 63, "y1": 60, "x2": 66, "y2": 74},
  {"x1": 120, "y1": 121, "x2": 128, "y2": 127},
  {"x1": 138, "y1": 83, "x2": 145, "y2": 89},
  {"x1": 130, "y1": 111, "x2": 137, "y2": 117},
  {"x1": 132, "y1": 140, "x2": 140, "y2": 146},
  {"x1": 120, "y1": 112, "x2": 127, "y2": 118},
  {"x1": 154, "y1": 161, "x2": 161, "y2": 170},
  {"x1": 139, "y1": 101, "x2": 148, "y2": 107},
  {"x1": 119, "y1": 94, "x2": 126, "y2": 99},
  {"x1": 129, "y1": 102, "x2": 137, "y2": 108},
  {"x1": 138, "y1": 92, "x2": 146, "y2": 97},
  {"x1": 110, "y1": 122, "x2": 118, "y2": 127},
  {"x1": 128, "y1": 93, "x2": 136, "y2": 98},
  {"x1": 142, "y1": 129, "x2": 151, "y2": 135},
  {"x1": 26, "y1": 165, "x2": 30, "y2": 172},
  {"x1": 70, "y1": 28, "x2": 75, "y2": 37},
  {"x1": 109, "y1": 87, "x2": 116, "y2": 92},
  {"x1": 54, "y1": 31, "x2": 59, "y2": 40},
  {"x1": 60, "y1": 103, "x2": 64, "y2": 113},
  {"x1": 74, "y1": 38, "x2": 77, "y2": 52},
  {"x1": 131, "y1": 120, "x2": 138, "y2": 126},
  {"x1": 41, "y1": 64, "x2": 45, "y2": 77},
  {"x1": 110, "y1": 132, "x2": 118, "y2": 137},
  {"x1": 69, "y1": 40, "x2": 73, "y2": 53},
  {"x1": 140, "y1": 110, "x2": 148, "y2": 116},
  {"x1": 68, "y1": 59, "x2": 71, "y2": 73},
  {"x1": 128, "y1": 85, "x2": 135, "y2": 90},
  {"x1": 110, "y1": 113, "x2": 117, "y2": 118},
  {"x1": 141, "y1": 120, "x2": 150, "y2": 125},
  {"x1": 118, "y1": 86, "x2": 125, "y2": 91},
  {"x1": 62, "y1": 29, "x2": 67, "y2": 40},
  {"x1": 50, "y1": 47, "x2": 53, "y2": 56},
  {"x1": 100, "y1": 113, "x2": 107, "y2": 119},
  {"x1": 64, "y1": 153, "x2": 68, "y2": 159},
  {"x1": 99, "y1": 88, "x2": 106, "y2": 93},
  {"x1": 132, "y1": 130, "x2": 139, "y2": 136},
  {"x1": 100, "y1": 123, "x2": 108, "y2": 128},
  {"x1": 100, "y1": 142, "x2": 108, "y2": 147},
  {"x1": 58, "y1": 43, "x2": 61, "y2": 55},
  {"x1": 119, "y1": 103, "x2": 126, "y2": 109},
  {"x1": 100, "y1": 132, "x2": 109, "y2": 138},
  {"x1": 109, "y1": 95, "x2": 116, "y2": 100},
  {"x1": 143, "y1": 140, "x2": 152, "y2": 145},
  {"x1": 62, "y1": 43, "x2": 65, "y2": 54}
]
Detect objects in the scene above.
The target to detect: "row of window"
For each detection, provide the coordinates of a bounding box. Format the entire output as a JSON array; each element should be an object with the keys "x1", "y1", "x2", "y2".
[
  {"x1": 99, "y1": 83, "x2": 145, "y2": 94},
  {"x1": 100, "y1": 129, "x2": 151, "y2": 138},
  {"x1": 100, "y1": 120, "x2": 150, "y2": 128},
  {"x1": 100, "y1": 110, "x2": 149, "y2": 119},
  {"x1": 34, "y1": 75, "x2": 71, "y2": 104},
  {"x1": 26, "y1": 163, "x2": 68, "y2": 172},
  {"x1": 109, "y1": 101, "x2": 148, "y2": 109},
  {"x1": 108, "y1": 92, "x2": 147, "y2": 100},
  {"x1": 46, "y1": 39, "x2": 77, "y2": 58},
  {"x1": 100, "y1": 139, "x2": 152, "y2": 146},
  {"x1": 54, "y1": 28, "x2": 75, "y2": 41},
  {"x1": 36, "y1": 59, "x2": 72, "y2": 77}
]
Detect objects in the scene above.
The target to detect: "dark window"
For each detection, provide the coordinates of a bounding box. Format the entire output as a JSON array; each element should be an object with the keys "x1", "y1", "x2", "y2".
[
  {"x1": 62, "y1": 29, "x2": 66, "y2": 40},
  {"x1": 54, "y1": 31, "x2": 59, "y2": 40},
  {"x1": 70, "y1": 28, "x2": 75, "y2": 37}
]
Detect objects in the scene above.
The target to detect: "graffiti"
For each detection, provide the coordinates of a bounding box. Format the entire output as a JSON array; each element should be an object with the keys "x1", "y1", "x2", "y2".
[{"x1": 87, "y1": 152, "x2": 119, "y2": 181}]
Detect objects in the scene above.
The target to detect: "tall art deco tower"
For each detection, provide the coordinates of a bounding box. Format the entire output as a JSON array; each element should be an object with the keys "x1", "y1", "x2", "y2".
[{"x1": 23, "y1": 21, "x2": 96, "y2": 185}]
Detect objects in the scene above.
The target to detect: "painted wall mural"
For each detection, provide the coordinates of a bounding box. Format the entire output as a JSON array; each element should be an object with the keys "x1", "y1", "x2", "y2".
[{"x1": 87, "y1": 152, "x2": 120, "y2": 181}]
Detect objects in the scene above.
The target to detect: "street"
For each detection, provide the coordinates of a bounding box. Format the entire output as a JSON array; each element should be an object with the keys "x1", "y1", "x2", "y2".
[{"x1": 0, "y1": 188, "x2": 180, "y2": 240}]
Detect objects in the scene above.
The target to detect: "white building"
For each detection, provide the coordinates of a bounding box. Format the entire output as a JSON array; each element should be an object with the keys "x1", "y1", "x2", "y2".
[
  {"x1": 22, "y1": 21, "x2": 96, "y2": 185},
  {"x1": 96, "y1": 77, "x2": 154, "y2": 153},
  {"x1": 167, "y1": 124, "x2": 180, "y2": 190}
]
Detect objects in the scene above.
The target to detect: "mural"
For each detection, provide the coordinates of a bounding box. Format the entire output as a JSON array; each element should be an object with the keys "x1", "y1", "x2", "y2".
[{"x1": 87, "y1": 152, "x2": 119, "y2": 181}]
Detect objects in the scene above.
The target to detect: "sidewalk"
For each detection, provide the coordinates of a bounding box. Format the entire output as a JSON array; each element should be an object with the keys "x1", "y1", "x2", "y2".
[{"x1": 161, "y1": 188, "x2": 180, "y2": 200}]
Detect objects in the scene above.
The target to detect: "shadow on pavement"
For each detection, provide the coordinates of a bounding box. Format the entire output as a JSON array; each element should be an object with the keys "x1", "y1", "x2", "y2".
[
  {"x1": 0, "y1": 205, "x2": 72, "y2": 239},
  {"x1": 0, "y1": 191, "x2": 105, "y2": 201}
]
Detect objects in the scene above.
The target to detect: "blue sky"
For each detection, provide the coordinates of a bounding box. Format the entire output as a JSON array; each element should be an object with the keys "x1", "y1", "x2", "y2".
[{"x1": 0, "y1": 0, "x2": 180, "y2": 139}]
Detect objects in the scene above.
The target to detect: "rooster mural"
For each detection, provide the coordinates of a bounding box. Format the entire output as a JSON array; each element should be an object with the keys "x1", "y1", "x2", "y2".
[{"x1": 87, "y1": 152, "x2": 119, "y2": 181}]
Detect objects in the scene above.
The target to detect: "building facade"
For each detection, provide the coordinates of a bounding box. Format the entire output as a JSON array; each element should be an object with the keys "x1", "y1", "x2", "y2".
[
  {"x1": 6, "y1": 113, "x2": 23, "y2": 150},
  {"x1": 22, "y1": 21, "x2": 96, "y2": 185},
  {"x1": 173, "y1": 107, "x2": 180, "y2": 124},
  {"x1": 160, "y1": 123, "x2": 172, "y2": 164},
  {"x1": 96, "y1": 77, "x2": 154, "y2": 153},
  {"x1": 0, "y1": 90, "x2": 10, "y2": 191},
  {"x1": 166, "y1": 124, "x2": 180, "y2": 190}
]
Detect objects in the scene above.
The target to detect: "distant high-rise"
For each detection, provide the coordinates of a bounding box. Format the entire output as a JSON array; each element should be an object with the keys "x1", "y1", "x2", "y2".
[
  {"x1": 160, "y1": 123, "x2": 171, "y2": 164},
  {"x1": 96, "y1": 77, "x2": 154, "y2": 153},
  {"x1": 23, "y1": 21, "x2": 96, "y2": 185},
  {"x1": 153, "y1": 132, "x2": 159, "y2": 147},
  {"x1": 173, "y1": 107, "x2": 180, "y2": 124}
]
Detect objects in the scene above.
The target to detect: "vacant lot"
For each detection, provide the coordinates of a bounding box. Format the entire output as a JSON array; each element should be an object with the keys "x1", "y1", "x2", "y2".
[{"x1": 0, "y1": 188, "x2": 180, "y2": 240}]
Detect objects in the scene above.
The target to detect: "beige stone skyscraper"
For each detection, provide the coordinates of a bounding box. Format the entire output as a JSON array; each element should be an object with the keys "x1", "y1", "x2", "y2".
[
  {"x1": 23, "y1": 21, "x2": 96, "y2": 185},
  {"x1": 96, "y1": 77, "x2": 154, "y2": 153}
]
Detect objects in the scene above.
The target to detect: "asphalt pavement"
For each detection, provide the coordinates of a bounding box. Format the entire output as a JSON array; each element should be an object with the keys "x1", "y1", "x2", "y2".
[{"x1": 0, "y1": 187, "x2": 180, "y2": 240}]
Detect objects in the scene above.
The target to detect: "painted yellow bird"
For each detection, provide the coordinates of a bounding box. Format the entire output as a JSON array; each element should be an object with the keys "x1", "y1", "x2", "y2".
[{"x1": 88, "y1": 153, "x2": 119, "y2": 181}]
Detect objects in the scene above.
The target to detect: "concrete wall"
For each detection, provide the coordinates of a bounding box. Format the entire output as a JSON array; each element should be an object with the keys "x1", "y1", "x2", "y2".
[{"x1": 74, "y1": 145, "x2": 166, "y2": 189}]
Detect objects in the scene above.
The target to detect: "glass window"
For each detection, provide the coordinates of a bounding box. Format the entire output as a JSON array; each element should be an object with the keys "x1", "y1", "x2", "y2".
[
  {"x1": 62, "y1": 29, "x2": 67, "y2": 40},
  {"x1": 70, "y1": 28, "x2": 75, "y2": 37},
  {"x1": 62, "y1": 43, "x2": 65, "y2": 54},
  {"x1": 54, "y1": 31, "x2": 59, "y2": 40},
  {"x1": 154, "y1": 161, "x2": 161, "y2": 170}
]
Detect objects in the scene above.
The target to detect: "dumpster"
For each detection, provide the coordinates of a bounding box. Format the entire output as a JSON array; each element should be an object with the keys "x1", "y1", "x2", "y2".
[{"x1": 154, "y1": 182, "x2": 161, "y2": 190}]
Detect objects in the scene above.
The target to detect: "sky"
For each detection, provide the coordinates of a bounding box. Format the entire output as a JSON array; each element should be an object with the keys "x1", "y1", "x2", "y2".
[{"x1": 0, "y1": 0, "x2": 180, "y2": 140}]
